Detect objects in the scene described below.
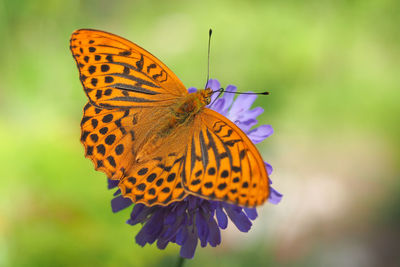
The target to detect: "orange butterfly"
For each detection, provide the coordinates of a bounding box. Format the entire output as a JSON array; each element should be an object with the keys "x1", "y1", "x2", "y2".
[{"x1": 70, "y1": 29, "x2": 269, "y2": 207}]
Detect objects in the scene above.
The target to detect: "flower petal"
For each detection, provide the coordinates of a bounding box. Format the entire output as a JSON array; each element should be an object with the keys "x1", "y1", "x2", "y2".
[
  {"x1": 188, "y1": 87, "x2": 197, "y2": 93},
  {"x1": 215, "y1": 206, "x2": 228, "y2": 229},
  {"x1": 107, "y1": 178, "x2": 119, "y2": 189},
  {"x1": 247, "y1": 125, "x2": 274, "y2": 144},
  {"x1": 235, "y1": 118, "x2": 258, "y2": 132},
  {"x1": 265, "y1": 161, "x2": 273, "y2": 175},
  {"x1": 156, "y1": 238, "x2": 170, "y2": 250},
  {"x1": 220, "y1": 85, "x2": 237, "y2": 112},
  {"x1": 196, "y1": 211, "x2": 209, "y2": 247},
  {"x1": 228, "y1": 93, "x2": 257, "y2": 121},
  {"x1": 268, "y1": 186, "x2": 283, "y2": 205},
  {"x1": 243, "y1": 208, "x2": 258, "y2": 220},
  {"x1": 207, "y1": 79, "x2": 220, "y2": 91},
  {"x1": 127, "y1": 204, "x2": 152, "y2": 225},
  {"x1": 223, "y1": 204, "x2": 252, "y2": 232},
  {"x1": 111, "y1": 195, "x2": 132, "y2": 213},
  {"x1": 113, "y1": 189, "x2": 121, "y2": 196},
  {"x1": 135, "y1": 210, "x2": 165, "y2": 246},
  {"x1": 176, "y1": 226, "x2": 188, "y2": 246},
  {"x1": 244, "y1": 107, "x2": 264, "y2": 120},
  {"x1": 162, "y1": 214, "x2": 186, "y2": 243},
  {"x1": 209, "y1": 98, "x2": 225, "y2": 112},
  {"x1": 207, "y1": 218, "x2": 221, "y2": 247},
  {"x1": 180, "y1": 228, "x2": 198, "y2": 259},
  {"x1": 165, "y1": 210, "x2": 177, "y2": 225}
]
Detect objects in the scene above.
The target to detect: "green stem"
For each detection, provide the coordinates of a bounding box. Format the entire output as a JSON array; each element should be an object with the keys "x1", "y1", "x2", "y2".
[{"x1": 176, "y1": 256, "x2": 185, "y2": 267}]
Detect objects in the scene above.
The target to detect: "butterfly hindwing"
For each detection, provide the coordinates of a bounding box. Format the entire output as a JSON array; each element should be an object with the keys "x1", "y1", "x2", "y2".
[
  {"x1": 118, "y1": 154, "x2": 187, "y2": 206},
  {"x1": 81, "y1": 102, "x2": 137, "y2": 178},
  {"x1": 182, "y1": 108, "x2": 270, "y2": 207},
  {"x1": 70, "y1": 29, "x2": 187, "y2": 108}
]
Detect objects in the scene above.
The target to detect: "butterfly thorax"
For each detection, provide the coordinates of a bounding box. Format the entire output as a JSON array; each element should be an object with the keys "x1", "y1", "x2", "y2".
[{"x1": 159, "y1": 88, "x2": 213, "y2": 137}]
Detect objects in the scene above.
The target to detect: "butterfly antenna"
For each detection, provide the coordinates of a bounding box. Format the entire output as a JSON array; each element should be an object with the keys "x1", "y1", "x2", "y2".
[
  {"x1": 205, "y1": 28, "x2": 213, "y2": 89},
  {"x1": 209, "y1": 88, "x2": 269, "y2": 107},
  {"x1": 222, "y1": 91, "x2": 270, "y2": 95}
]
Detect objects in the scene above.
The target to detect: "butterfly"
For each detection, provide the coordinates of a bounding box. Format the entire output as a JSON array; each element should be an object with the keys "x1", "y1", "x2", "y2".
[{"x1": 70, "y1": 29, "x2": 270, "y2": 207}]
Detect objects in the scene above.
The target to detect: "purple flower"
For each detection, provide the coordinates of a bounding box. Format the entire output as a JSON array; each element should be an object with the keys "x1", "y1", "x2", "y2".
[{"x1": 109, "y1": 79, "x2": 283, "y2": 259}]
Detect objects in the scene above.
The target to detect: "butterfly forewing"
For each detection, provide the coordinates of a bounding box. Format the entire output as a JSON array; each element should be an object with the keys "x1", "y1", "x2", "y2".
[
  {"x1": 182, "y1": 109, "x2": 270, "y2": 207},
  {"x1": 70, "y1": 29, "x2": 187, "y2": 108}
]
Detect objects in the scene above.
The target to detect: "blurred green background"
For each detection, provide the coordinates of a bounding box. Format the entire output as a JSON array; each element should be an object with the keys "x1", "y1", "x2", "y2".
[{"x1": 1, "y1": 0, "x2": 399, "y2": 266}]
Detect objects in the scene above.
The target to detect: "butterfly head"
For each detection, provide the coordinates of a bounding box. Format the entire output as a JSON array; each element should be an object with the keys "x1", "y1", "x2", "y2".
[{"x1": 200, "y1": 88, "x2": 213, "y2": 105}]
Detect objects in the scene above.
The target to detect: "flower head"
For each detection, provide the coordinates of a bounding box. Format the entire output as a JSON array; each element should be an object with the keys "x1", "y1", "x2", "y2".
[{"x1": 109, "y1": 79, "x2": 282, "y2": 258}]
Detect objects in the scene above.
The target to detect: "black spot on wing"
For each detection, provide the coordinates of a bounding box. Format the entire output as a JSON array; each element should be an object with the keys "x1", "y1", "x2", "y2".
[
  {"x1": 107, "y1": 156, "x2": 116, "y2": 167},
  {"x1": 136, "y1": 54, "x2": 144, "y2": 71},
  {"x1": 115, "y1": 144, "x2": 124, "y2": 155},
  {"x1": 157, "y1": 163, "x2": 172, "y2": 172},
  {"x1": 152, "y1": 70, "x2": 165, "y2": 80},
  {"x1": 147, "y1": 63, "x2": 156, "y2": 73},
  {"x1": 106, "y1": 55, "x2": 113, "y2": 62},
  {"x1": 102, "y1": 114, "x2": 113, "y2": 123},
  {"x1": 167, "y1": 173, "x2": 176, "y2": 182},
  {"x1": 224, "y1": 139, "x2": 241, "y2": 147},
  {"x1": 99, "y1": 127, "x2": 108, "y2": 135},
  {"x1": 239, "y1": 149, "x2": 246, "y2": 159},
  {"x1": 138, "y1": 168, "x2": 148, "y2": 175},
  {"x1": 96, "y1": 144, "x2": 106, "y2": 155},
  {"x1": 222, "y1": 129, "x2": 233, "y2": 138},
  {"x1": 214, "y1": 124, "x2": 223, "y2": 134},
  {"x1": 105, "y1": 76, "x2": 114, "y2": 83},
  {"x1": 95, "y1": 90, "x2": 102, "y2": 99},
  {"x1": 119, "y1": 50, "x2": 131, "y2": 56},
  {"x1": 81, "y1": 131, "x2": 90, "y2": 142},
  {"x1": 86, "y1": 146, "x2": 93, "y2": 156},
  {"x1": 101, "y1": 64, "x2": 110, "y2": 72},
  {"x1": 88, "y1": 65, "x2": 96, "y2": 74},
  {"x1": 191, "y1": 179, "x2": 201, "y2": 185},
  {"x1": 81, "y1": 116, "x2": 91, "y2": 126}
]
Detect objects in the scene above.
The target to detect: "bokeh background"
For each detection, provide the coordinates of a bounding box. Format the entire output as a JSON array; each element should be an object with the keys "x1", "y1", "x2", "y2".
[{"x1": 1, "y1": 0, "x2": 399, "y2": 266}]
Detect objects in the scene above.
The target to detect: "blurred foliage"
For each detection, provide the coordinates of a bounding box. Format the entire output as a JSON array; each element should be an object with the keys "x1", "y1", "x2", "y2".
[{"x1": 0, "y1": 0, "x2": 399, "y2": 266}]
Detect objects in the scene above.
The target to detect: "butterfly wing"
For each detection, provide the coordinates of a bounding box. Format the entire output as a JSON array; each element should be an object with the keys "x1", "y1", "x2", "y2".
[
  {"x1": 118, "y1": 152, "x2": 188, "y2": 206},
  {"x1": 81, "y1": 101, "x2": 189, "y2": 206},
  {"x1": 70, "y1": 29, "x2": 187, "y2": 108},
  {"x1": 182, "y1": 108, "x2": 270, "y2": 207}
]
